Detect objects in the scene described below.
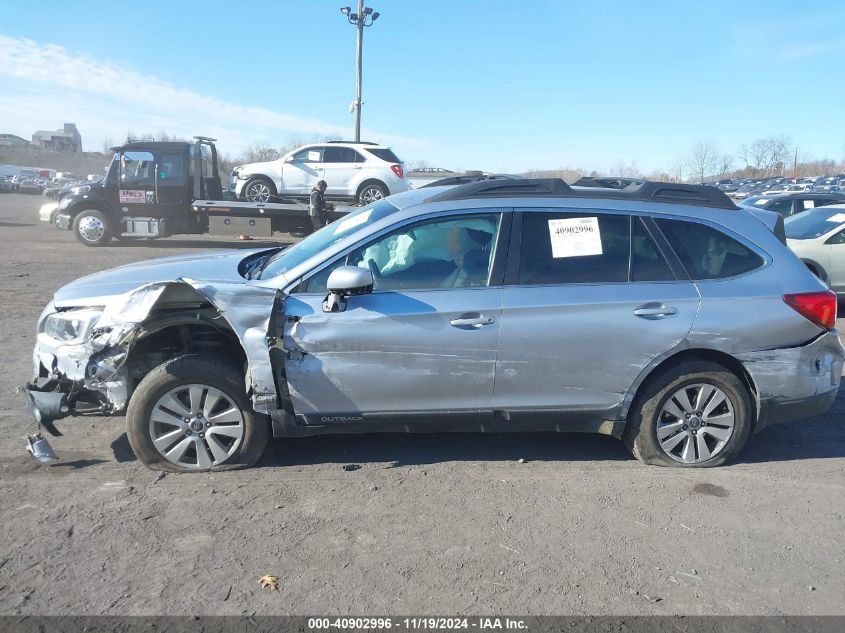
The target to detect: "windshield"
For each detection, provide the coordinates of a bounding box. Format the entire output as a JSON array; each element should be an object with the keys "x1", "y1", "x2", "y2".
[
  {"x1": 784, "y1": 207, "x2": 845, "y2": 239},
  {"x1": 259, "y1": 199, "x2": 400, "y2": 279}
]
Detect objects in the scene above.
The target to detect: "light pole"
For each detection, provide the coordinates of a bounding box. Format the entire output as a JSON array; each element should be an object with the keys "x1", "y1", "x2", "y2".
[{"x1": 340, "y1": 2, "x2": 380, "y2": 142}]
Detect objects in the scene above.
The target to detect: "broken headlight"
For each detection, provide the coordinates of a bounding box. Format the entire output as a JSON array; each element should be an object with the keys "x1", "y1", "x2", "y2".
[{"x1": 42, "y1": 308, "x2": 103, "y2": 343}]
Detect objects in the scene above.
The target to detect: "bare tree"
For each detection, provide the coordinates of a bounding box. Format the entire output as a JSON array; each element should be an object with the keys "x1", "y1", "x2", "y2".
[
  {"x1": 688, "y1": 139, "x2": 719, "y2": 183},
  {"x1": 243, "y1": 141, "x2": 281, "y2": 163},
  {"x1": 609, "y1": 159, "x2": 641, "y2": 178},
  {"x1": 737, "y1": 135, "x2": 792, "y2": 176},
  {"x1": 716, "y1": 154, "x2": 734, "y2": 178}
]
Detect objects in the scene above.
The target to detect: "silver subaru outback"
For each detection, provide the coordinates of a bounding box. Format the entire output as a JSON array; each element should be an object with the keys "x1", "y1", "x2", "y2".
[{"x1": 25, "y1": 179, "x2": 844, "y2": 471}]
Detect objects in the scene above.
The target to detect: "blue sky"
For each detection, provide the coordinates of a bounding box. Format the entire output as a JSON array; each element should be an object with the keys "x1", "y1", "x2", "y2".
[{"x1": 1, "y1": 0, "x2": 844, "y2": 173}]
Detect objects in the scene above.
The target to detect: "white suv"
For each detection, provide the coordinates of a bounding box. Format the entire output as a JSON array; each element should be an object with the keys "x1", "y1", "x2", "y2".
[{"x1": 231, "y1": 141, "x2": 409, "y2": 205}]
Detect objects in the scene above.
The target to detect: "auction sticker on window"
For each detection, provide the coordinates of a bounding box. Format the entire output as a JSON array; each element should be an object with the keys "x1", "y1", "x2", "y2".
[
  {"x1": 119, "y1": 190, "x2": 147, "y2": 203},
  {"x1": 548, "y1": 216, "x2": 602, "y2": 258}
]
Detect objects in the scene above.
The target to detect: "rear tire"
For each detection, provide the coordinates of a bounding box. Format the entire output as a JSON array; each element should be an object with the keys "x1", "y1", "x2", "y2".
[
  {"x1": 126, "y1": 355, "x2": 270, "y2": 472},
  {"x1": 72, "y1": 209, "x2": 113, "y2": 246},
  {"x1": 623, "y1": 360, "x2": 752, "y2": 467},
  {"x1": 357, "y1": 182, "x2": 388, "y2": 205}
]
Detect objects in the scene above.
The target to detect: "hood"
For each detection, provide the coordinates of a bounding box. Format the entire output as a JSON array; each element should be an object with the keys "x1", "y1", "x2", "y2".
[{"x1": 53, "y1": 249, "x2": 267, "y2": 307}]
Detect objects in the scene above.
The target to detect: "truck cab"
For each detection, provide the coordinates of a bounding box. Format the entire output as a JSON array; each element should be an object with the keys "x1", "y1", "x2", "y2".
[{"x1": 55, "y1": 137, "x2": 221, "y2": 246}]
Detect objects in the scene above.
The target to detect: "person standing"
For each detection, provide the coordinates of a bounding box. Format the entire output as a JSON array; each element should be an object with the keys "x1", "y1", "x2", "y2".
[{"x1": 309, "y1": 180, "x2": 335, "y2": 232}]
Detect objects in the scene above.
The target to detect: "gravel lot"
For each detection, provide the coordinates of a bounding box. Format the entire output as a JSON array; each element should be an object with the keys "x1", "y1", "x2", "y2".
[{"x1": 0, "y1": 193, "x2": 843, "y2": 616}]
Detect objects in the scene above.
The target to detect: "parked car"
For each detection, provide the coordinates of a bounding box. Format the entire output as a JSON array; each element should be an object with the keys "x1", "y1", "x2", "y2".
[
  {"x1": 18, "y1": 178, "x2": 45, "y2": 195},
  {"x1": 230, "y1": 141, "x2": 410, "y2": 205},
  {"x1": 760, "y1": 184, "x2": 789, "y2": 195},
  {"x1": 43, "y1": 178, "x2": 81, "y2": 199},
  {"x1": 25, "y1": 179, "x2": 843, "y2": 471},
  {"x1": 0, "y1": 176, "x2": 14, "y2": 193},
  {"x1": 785, "y1": 204, "x2": 845, "y2": 294},
  {"x1": 812, "y1": 184, "x2": 840, "y2": 193},
  {"x1": 739, "y1": 192, "x2": 845, "y2": 217}
]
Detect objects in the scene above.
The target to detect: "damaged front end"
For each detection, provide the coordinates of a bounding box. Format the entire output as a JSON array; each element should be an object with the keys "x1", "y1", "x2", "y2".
[
  {"x1": 25, "y1": 287, "x2": 167, "y2": 436},
  {"x1": 24, "y1": 279, "x2": 282, "y2": 458}
]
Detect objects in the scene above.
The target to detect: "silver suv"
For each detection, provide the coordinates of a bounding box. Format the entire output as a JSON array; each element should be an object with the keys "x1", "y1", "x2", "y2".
[
  {"x1": 231, "y1": 141, "x2": 409, "y2": 205},
  {"x1": 25, "y1": 179, "x2": 843, "y2": 471}
]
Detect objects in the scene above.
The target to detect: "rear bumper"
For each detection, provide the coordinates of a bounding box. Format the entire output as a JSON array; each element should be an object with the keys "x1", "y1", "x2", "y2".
[{"x1": 740, "y1": 330, "x2": 844, "y2": 432}]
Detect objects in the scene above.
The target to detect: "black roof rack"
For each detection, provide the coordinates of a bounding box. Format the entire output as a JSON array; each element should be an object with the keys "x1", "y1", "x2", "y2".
[
  {"x1": 325, "y1": 140, "x2": 379, "y2": 145},
  {"x1": 573, "y1": 176, "x2": 644, "y2": 190},
  {"x1": 428, "y1": 178, "x2": 738, "y2": 210}
]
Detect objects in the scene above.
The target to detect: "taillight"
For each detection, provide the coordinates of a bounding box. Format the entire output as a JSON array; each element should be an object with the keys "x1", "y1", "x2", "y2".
[
  {"x1": 390, "y1": 164, "x2": 404, "y2": 179},
  {"x1": 783, "y1": 291, "x2": 837, "y2": 330}
]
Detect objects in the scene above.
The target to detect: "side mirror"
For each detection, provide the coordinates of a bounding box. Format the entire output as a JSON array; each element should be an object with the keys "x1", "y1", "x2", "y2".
[
  {"x1": 323, "y1": 266, "x2": 374, "y2": 313},
  {"x1": 285, "y1": 156, "x2": 294, "y2": 163}
]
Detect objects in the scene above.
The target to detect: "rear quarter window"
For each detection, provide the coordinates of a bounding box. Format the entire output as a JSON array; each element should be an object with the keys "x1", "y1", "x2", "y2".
[
  {"x1": 365, "y1": 148, "x2": 401, "y2": 163},
  {"x1": 655, "y1": 219, "x2": 764, "y2": 280}
]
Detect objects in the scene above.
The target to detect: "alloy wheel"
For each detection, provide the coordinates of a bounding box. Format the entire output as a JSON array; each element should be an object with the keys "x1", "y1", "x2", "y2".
[
  {"x1": 359, "y1": 186, "x2": 384, "y2": 204},
  {"x1": 656, "y1": 383, "x2": 735, "y2": 464},
  {"x1": 245, "y1": 181, "x2": 272, "y2": 202},
  {"x1": 149, "y1": 384, "x2": 244, "y2": 469}
]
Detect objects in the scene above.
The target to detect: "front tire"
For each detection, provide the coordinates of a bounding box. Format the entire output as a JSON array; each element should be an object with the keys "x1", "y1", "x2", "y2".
[
  {"x1": 357, "y1": 182, "x2": 388, "y2": 205},
  {"x1": 242, "y1": 177, "x2": 277, "y2": 203},
  {"x1": 126, "y1": 355, "x2": 270, "y2": 472},
  {"x1": 72, "y1": 209, "x2": 113, "y2": 246},
  {"x1": 624, "y1": 360, "x2": 752, "y2": 467}
]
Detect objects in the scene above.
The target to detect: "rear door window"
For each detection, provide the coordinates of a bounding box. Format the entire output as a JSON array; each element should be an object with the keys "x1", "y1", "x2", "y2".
[
  {"x1": 655, "y1": 219, "x2": 764, "y2": 280},
  {"x1": 631, "y1": 218, "x2": 675, "y2": 281},
  {"x1": 158, "y1": 153, "x2": 185, "y2": 182},
  {"x1": 516, "y1": 212, "x2": 630, "y2": 284},
  {"x1": 323, "y1": 146, "x2": 364, "y2": 163}
]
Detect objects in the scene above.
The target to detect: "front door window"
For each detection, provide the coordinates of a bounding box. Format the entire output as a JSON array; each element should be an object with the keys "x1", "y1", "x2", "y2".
[{"x1": 301, "y1": 213, "x2": 501, "y2": 294}]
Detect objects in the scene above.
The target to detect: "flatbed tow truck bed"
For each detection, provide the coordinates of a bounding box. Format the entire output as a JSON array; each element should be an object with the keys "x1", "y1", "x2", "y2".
[{"x1": 191, "y1": 198, "x2": 358, "y2": 237}]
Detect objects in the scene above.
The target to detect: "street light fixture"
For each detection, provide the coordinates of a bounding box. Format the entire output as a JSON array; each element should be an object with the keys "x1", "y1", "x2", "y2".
[{"x1": 340, "y1": 0, "x2": 380, "y2": 142}]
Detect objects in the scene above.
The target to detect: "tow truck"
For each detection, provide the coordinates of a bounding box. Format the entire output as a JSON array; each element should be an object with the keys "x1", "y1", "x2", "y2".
[{"x1": 50, "y1": 136, "x2": 356, "y2": 246}]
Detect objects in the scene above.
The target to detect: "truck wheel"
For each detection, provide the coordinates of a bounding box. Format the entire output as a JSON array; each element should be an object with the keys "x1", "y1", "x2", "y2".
[
  {"x1": 126, "y1": 355, "x2": 270, "y2": 472},
  {"x1": 242, "y1": 177, "x2": 277, "y2": 203},
  {"x1": 623, "y1": 360, "x2": 752, "y2": 468},
  {"x1": 357, "y1": 182, "x2": 388, "y2": 205},
  {"x1": 72, "y1": 210, "x2": 113, "y2": 246}
]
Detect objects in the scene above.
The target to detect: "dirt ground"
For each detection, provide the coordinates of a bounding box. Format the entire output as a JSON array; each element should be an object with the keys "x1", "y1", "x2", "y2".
[{"x1": 0, "y1": 193, "x2": 843, "y2": 616}]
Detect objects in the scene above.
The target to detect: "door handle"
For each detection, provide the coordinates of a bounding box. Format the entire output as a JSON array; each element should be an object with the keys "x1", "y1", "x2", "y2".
[
  {"x1": 353, "y1": 165, "x2": 363, "y2": 169},
  {"x1": 633, "y1": 303, "x2": 678, "y2": 319},
  {"x1": 450, "y1": 315, "x2": 496, "y2": 328}
]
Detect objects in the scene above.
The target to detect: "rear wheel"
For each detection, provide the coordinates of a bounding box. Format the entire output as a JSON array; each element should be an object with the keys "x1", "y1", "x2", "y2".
[
  {"x1": 126, "y1": 355, "x2": 269, "y2": 472},
  {"x1": 357, "y1": 182, "x2": 388, "y2": 205},
  {"x1": 624, "y1": 360, "x2": 752, "y2": 467},
  {"x1": 242, "y1": 177, "x2": 277, "y2": 203},
  {"x1": 72, "y1": 209, "x2": 113, "y2": 246}
]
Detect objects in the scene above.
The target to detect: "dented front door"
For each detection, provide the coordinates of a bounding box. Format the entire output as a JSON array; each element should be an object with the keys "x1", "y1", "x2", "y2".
[{"x1": 281, "y1": 288, "x2": 502, "y2": 424}]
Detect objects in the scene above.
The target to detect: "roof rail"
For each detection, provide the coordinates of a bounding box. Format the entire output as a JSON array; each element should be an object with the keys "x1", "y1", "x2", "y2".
[
  {"x1": 326, "y1": 140, "x2": 379, "y2": 145},
  {"x1": 428, "y1": 178, "x2": 571, "y2": 201},
  {"x1": 429, "y1": 178, "x2": 738, "y2": 210}
]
